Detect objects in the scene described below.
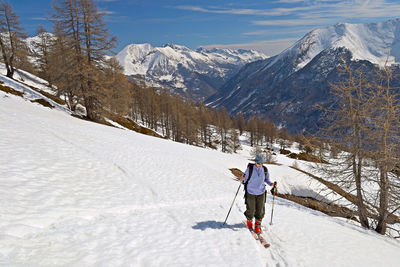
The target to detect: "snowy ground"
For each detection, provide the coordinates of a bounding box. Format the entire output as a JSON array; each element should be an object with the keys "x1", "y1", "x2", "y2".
[{"x1": 1, "y1": 78, "x2": 400, "y2": 266}]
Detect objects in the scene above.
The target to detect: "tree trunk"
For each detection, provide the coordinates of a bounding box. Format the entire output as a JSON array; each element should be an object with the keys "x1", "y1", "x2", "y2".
[
  {"x1": 354, "y1": 155, "x2": 370, "y2": 228},
  {"x1": 84, "y1": 95, "x2": 97, "y2": 121},
  {"x1": 376, "y1": 169, "x2": 389, "y2": 234}
]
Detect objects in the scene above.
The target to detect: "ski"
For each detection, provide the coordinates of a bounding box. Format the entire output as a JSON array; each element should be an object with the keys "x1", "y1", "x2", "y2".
[
  {"x1": 256, "y1": 233, "x2": 270, "y2": 248},
  {"x1": 243, "y1": 221, "x2": 270, "y2": 248}
]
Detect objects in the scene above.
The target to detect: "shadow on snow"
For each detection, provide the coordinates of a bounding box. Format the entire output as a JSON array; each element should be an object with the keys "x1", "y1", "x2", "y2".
[{"x1": 192, "y1": 220, "x2": 243, "y2": 231}]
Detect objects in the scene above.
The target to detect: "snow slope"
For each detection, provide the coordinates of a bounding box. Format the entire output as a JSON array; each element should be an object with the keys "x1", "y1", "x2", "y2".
[{"x1": 1, "y1": 80, "x2": 400, "y2": 266}]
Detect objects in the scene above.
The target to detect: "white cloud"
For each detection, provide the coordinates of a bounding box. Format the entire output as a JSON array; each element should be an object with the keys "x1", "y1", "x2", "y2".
[
  {"x1": 176, "y1": 1, "x2": 400, "y2": 22},
  {"x1": 244, "y1": 27, "x2": 310, "y2": 36},
  {"x1": 31, "y1": 17, "x2": 47, "y2": 21},
  {"x1": 274, "y1": 0, "x2": 308, "y2": 3},
  {"x1": 175, "y1": 5, "x2": 310, "y2": 16},
  {"x1": 102, "y1": 10, "x2": 116, "y2": 15},
  {"x1": 252, "y1": 18, "x2": 332, "y2": 26}
]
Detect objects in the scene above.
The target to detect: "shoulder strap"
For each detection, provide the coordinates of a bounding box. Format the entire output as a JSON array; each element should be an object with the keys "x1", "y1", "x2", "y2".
[
  {"x1": 245, "y1": 163, "x2": 254, "y2": 183},
  {"x1": 263, "y1": 166, "x2": 268, "y2": 176},
  {"x1": 244, "y1": 163, "x2": 254, "y2": 193}
]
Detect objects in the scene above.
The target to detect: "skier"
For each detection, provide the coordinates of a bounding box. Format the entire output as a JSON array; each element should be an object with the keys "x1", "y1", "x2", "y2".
[{"x1": 240, "y1": 154, "x2": 277, "y2": 234}]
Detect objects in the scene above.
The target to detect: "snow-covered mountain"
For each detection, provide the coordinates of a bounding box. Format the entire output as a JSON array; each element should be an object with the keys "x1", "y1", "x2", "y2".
[
  {"x1": 115, "y1": 43, "x2": 268, "y2": 101},
  {"x1": 274, "y1": 18, "x2": 400, "y2": 71},
  {"x1": 207, "y1": 18, "x2": 400, "y2": 133}
]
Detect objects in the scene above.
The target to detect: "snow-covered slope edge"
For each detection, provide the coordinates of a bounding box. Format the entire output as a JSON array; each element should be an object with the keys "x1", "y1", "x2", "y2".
[
  {"x1": 1, "y1": 76, "x2": 400, "y2": 266},
  {"x1": 0, "y1": 72, "x2": 70, "y2": 113}
]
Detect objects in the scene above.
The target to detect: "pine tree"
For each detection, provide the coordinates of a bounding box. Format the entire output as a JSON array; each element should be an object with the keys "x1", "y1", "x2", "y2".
[
  {"x1": 229, "y1": 128, "x2": 241, "y2": 153},
  {"x1": 0, "y1": 0, "x2": 28, "y2": 78},
  {"x1": 247, "y1": 116, "x2": 256, "y2": 147},
  {"x1": 278, "y1": 127, "x2": 291, "y2": 149},
  {"x1": 217, "y1": 107, "x2": 232, "y2": 153},
  {"x1": 369, "y1": 65, "x2": 400, "y2": 235},
  {"x1": 264, "y1": 120, "x2": 277, "y2": 148},
  {"x1": 31, "y1": 25, "x2": 55, "y2": 88},
  {"x1": 101, "y1": 57, "x2": 131, "y2": 115},
  {"x1": 255, "y1": 116, "x2": 265, "y2": 146},
  {"x1": 51, "y1": 0, "x2": 116, "y2": 121},
  {"x1": 58, "y1": 34, "x2": 81, "y2": 109},
  {"x1": 198, "y1": 103, "x2": 212, "y2": 147},
  {"x1": 320, "y1": 63, "x2": 372, "y2": 229},
  {"x1": 237, "y1": 112, "x2": 245, "y2": 135}
]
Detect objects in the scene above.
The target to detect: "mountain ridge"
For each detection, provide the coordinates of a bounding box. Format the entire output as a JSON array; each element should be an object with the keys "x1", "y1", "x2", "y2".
[{"x1": 115, "y1": 43, "x2": 268, "y2": 101}]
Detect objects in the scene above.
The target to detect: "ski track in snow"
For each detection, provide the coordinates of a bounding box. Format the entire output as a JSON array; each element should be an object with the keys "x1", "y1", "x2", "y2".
[{"x1": 1, "y1": 88, "x2": 400, "y2": 266}]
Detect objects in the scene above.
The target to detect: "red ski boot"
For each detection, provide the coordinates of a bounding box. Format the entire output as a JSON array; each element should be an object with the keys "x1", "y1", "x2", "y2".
[
  {"x1": 246, "y1": 218, "x2": 253, "y2": 229},
  {"x1": 255, "y1": 219, "x2": 262, "y2": 234}
]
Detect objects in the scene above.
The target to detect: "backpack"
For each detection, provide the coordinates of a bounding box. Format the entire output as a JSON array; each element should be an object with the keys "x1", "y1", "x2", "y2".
[{"x1": 244, "y1": 163, "x2": 268, "y2": 197}]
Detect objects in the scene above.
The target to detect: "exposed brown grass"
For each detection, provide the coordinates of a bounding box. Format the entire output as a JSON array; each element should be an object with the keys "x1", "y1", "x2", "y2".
[
  {"x1": 36, "y1": 89, "x2": 66, "y2": 105},
  {"x1": 206, "y1": 143, "x2": 218, "y2": 150},
  {"x1": 31, "y1": 98, "x2": 54, "y2": 109},
  {"x1": 114, "y1": 117, "x2": 138, "y2": 131},
  {"x1": 71, "y1": 114, "x2": 92, "y2": 121},
  {"x1": 0, "y1": 84, "x2": 24, "y2": 97},
  {"x1": 280, "y1": 150, "x2": 327, "y2": 164},
  {"x1": 286, "y1": 152, "x2": 328, "y2": 163},
  {"x1": 298, "y1": 152, "x2": 328, "y2": 163},
  {"x1": 278, "y1": 194, "x2": 359, "y2": 221},
  {"x1": 280, "y1": 148, "x2": 291, "y2": 155},
  {"x1": 20, "y1": 81, "x2": 66, "y2": 106},
  {"x1": 111, "y1": 115, "x2": 163, "y2": 138}
]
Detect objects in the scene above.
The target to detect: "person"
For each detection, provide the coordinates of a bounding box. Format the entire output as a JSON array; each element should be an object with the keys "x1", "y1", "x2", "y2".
[{"x1": 240, "y1": 154, "x2": 277, "y2": 234}]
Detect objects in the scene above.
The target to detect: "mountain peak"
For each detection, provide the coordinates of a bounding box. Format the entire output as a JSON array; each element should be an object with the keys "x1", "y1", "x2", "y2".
[
  {"x1": 163, "y1": 43, "x2": 189, "y2": 51},
  {"x1": 287, "y1": 19, "x2": 400, "y2": 69}
]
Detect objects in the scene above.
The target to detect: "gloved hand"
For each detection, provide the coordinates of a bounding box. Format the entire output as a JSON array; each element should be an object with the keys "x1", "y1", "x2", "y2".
[{"x1": 270, "y1": 181, "x2": 277, "y2": 195}]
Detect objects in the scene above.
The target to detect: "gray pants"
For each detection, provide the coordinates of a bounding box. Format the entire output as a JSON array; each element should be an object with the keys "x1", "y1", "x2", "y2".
[{"x1": 244, "y1": 192, "x2": 266, "y2": 220}]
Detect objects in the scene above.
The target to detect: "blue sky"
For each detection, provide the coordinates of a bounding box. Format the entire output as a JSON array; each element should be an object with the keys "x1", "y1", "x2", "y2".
[{"x1": 11, "y1": 0, "x2": 400, "y2": 56}]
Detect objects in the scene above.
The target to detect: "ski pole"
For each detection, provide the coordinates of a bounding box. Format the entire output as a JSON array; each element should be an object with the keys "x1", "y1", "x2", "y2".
[
  {"x1": 270, "y1": 184, "x2": 277, "y2": 225},
  {"x1": 223, "y1": 182, "x2": 242, "y2": 226}
]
